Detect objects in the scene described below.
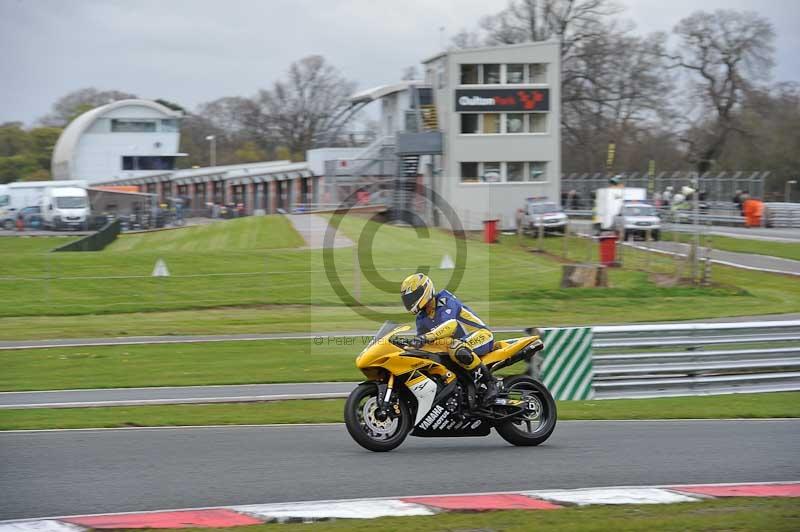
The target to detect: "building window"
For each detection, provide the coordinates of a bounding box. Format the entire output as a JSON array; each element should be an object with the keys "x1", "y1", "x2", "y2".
[
  {"x1": 506, "y1": 113, "x2": 525, "y2": 133},
  {"x1": 529, "y1": 161, "x2": 547, "y2": 181},
  {"x1": 483, "y1": 64, "x2": 501, "y2": 84},
  {"x1": 507, "y1": 64, "x2": 525, "y2": 84},
  {"x1": 529, "y1": 63, "x2": 547, "y2": 84},
  {"x1": 405, "y1": 111, "x2": 419, "y2": 132},
  {"x1": 161, "y1": 119, "x2": 179, "y2": 132},
  {"x1": 460, "y1": 161, "x2": 550, "y2": 183},
  {"x1": 111, "y1": 119, "x2": 157, "y2": 133},
  {"x1": 507, "y1": 162, "x2": 525, "y2": 181},
  {"x1": 482, "y1": 113, "x2": 500, "y2": 134},
  {"x1": 483, "y1": 162, "x2": 501, "y2": 182},
  {"x1": 460, "y1": 162, "x2": 479, "y2": 182},
  {"x1": 461, "y1": 113, "x2": 480, "y2": 134},
  {"x1": 461, "y1": 64, "x2": 479, "y2": 84},
  {"x1": 121, "y1": 156, "x2": 176, "y2": 171},
  {"x1": 530, "y1": 113, "x2": 547, "y2": 133},
  {"x1": 458, "y1": 112, "x2": 548, "y2": 134}
]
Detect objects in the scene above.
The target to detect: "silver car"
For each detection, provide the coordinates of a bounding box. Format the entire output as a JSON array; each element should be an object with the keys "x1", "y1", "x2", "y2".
[
  {"x1": 524, "y1": 201, "x2": 568, "y2": 235},
  {"x1": 615, "y1": 203, "x2": 661, "y2": 240}
]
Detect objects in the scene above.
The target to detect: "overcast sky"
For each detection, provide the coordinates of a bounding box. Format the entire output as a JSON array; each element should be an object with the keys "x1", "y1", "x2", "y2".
[{"x1": 1, "y1": 0, "x2": 798, "y2": 125}]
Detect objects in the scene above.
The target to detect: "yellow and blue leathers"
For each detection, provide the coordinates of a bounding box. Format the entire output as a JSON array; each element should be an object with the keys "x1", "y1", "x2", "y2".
[{"x1": 416, "y1": 290, "x2": 494, "y2": 369}]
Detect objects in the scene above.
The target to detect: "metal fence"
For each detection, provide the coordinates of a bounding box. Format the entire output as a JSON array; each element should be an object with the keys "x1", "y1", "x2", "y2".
[
  {"x1": 588, "y1": 320, "x2": 800, "y2": 399},
  {"x1": 561, "y1": 171, "x2": 768, "y2": 210}
]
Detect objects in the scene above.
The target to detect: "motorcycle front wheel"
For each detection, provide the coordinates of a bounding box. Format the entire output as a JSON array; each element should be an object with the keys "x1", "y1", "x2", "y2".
[
  {"x1": 495, "y1": 375, "x2": 557, "y2": 446},
  {"x1": 344, "y1": 382, "x2": 412, "y2": 452}
]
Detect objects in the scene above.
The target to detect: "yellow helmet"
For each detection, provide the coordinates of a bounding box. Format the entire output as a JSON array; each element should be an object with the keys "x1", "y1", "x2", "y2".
[{"x1": 400, "y1": 273, "x2": 435, "y2": 314}]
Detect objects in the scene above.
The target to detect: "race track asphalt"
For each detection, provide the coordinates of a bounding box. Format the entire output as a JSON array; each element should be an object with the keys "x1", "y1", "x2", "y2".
[{"x1": 1, "y1": 419, "x2": 798, "y2": 520}]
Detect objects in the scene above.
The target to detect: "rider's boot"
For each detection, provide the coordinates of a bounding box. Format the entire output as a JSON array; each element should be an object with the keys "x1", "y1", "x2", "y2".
[
  {"x1": 452, "y1": 344, "x2": 499, "y2": 407},
  {"x1": 471, "y1": 363, "x2": 498, "y2": 407}
]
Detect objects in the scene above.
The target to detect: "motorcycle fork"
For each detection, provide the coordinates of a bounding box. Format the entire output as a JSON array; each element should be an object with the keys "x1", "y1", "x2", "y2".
[{"x1": 375, "y1": 373, "x2": 397, "y2": 416}]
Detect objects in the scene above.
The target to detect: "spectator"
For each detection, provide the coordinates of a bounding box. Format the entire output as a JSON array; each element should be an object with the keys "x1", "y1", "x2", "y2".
[
  {"x1": 743, "y1": 196, "x2": 764, "y2": 227},
  {"x1": 662, "y1": 186, "x2": 674, "y2": 207}
]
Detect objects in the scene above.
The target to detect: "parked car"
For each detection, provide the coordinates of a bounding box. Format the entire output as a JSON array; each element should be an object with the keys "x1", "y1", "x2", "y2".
[
  {"x1": 522, "y1": 199, "x2": 568, "y2": 235},
  {"x1": 615, "y1": 202, "x2": 661, "y2": 240},
  {"x1": 18, "y1": 206, "x2": 43, "y2": 229}
]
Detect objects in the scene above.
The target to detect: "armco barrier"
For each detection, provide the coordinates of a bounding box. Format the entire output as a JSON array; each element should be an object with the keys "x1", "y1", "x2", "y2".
[
  {"x1": 589, "y1": 320, "x2": 800, "y2": 399},
  {"x1": 535, "y1": 320, "x2": 800, "y2": 399},
  {"x1": 52, "y1": 219, "x2": 121, "y2": 252}
]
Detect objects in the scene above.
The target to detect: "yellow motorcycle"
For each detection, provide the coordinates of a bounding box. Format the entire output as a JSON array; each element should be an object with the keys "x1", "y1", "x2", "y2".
[{"x1": 344, "y1": 322, "x2": 557, "y2": 452}]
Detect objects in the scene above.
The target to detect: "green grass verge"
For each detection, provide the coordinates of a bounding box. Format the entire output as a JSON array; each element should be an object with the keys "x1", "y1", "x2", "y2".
[
  {"x1": 0, "y1": 215, "x2": 798, "y2": 339},
  {"x1": 1, "y1": 332, "x2": 532, "y2": 391},
  {"x1": 1, "y1": 334, "x2": 789, "y2": 392},
  {"x1": 0, "y1": 338, "x2": 364, "y2": 391},
  {"x1": 665, "y1": 231, "x2": 800, "y2": 261},
  {"x1": 1, "y1": 392, "x2": 796, "y2": 431},
  {"x1": 150, "y1": 499, "x2": 799, "y2": 532}
]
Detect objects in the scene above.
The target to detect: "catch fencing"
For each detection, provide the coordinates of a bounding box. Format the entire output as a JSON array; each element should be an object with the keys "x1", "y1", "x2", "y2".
[{"x1": 561, "y1": 171, "x2": 768, "y2": 210}]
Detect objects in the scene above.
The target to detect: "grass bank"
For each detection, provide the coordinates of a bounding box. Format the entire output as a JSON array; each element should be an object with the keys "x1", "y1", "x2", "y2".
[{"x1": 1, "y1": 215, "x2": 798, "y2": 339}]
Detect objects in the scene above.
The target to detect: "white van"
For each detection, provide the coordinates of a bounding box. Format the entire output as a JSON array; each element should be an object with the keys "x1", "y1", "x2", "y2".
[
  {"x1": 1, "y1": 181, "x2": 88, "y2": 230},
  {"x1": 593, "y1": 187, "x2": 646, "y2": 232},
  {"x1": 0, "y1": 185, "x2": 11, "y2": 229},
  {"x1": 41, "y1": 187, "x2": 90, "y2": 231}
]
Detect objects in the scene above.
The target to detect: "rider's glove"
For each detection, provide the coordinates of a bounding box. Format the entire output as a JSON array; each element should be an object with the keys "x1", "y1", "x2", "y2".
[{"x1": 408, "y1": 335, "x2": 427, "y2": 349}]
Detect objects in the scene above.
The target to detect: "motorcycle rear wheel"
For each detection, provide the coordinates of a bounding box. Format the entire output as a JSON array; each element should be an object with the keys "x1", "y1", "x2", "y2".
[
  {"x1": 345, "y1": 382, "x2": 412, "y2": 452},
  {"x1": 495, "y1": 375, "x2": 557, "y2": 446}
]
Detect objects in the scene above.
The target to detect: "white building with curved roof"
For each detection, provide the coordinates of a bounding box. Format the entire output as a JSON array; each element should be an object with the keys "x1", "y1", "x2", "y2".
[{"x1": 51, "y1": 99, "x2": 184, "y2": 183}]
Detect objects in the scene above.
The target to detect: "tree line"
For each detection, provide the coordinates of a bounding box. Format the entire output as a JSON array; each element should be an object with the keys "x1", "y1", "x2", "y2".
[
  {"x1": 0, "y1": 55, "x2": 363, "y2": 183},
  {"x1": 1, "y1": 1, "x2": 797, "y2": 197}
]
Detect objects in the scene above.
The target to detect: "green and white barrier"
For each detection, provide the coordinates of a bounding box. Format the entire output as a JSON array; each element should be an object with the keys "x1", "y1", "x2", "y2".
[{"x1": 538, "y1": 327, "x2": 594, "y2": 400}]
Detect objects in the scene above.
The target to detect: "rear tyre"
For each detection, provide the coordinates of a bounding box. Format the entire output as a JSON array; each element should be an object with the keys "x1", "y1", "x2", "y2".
[
  {"x1": 2, "y1": 220, "x2": 13, "y2": 230},
  {"x1": 345, "y1": 382, "x2": 412, "y2": 452},
  {"x1": 495, "y1": 375, "x2": 557, "y2": 446}
]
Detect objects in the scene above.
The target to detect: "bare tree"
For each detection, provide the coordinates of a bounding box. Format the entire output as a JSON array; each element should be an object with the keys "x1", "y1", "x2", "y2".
[
  {"x1": 477, "y1": 0, "x2": 623, "y2": 51},
  {"x1": 715, "y1": 82, "x2": 800, "y2": 196},
  {"x1": 256, "y1": 55, "x2": 357, "y2": 159},
  {"x1": 401, "y1": 66, "x2": 419, "y2": 81},
  {"x1": 669, "y1": 9, "x2": 775, "y2": 173},
  {"x1": 39, "y1": 88, "x2": 138, "y2": 126},
  {"x1": 562, "y1": 22, "x2": 674, "y2": 171},
  {"x1": 449, "y1": 28, "x2": 481, "y2": 49}
]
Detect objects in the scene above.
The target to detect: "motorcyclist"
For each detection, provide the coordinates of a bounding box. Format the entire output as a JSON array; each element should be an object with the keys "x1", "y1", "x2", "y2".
[{"x1": 400, "y1": 273, "x2": 498, "y2": 406}]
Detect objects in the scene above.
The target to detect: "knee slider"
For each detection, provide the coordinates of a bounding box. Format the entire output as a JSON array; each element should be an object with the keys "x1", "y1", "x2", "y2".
[{"x1": 454, "y1": 346, "x2": 476, "y2": 366}]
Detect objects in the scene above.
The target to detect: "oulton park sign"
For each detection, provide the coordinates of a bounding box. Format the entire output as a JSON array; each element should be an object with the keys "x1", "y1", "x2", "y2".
[{"x1": 455, "y1": 88, "x2": 550, "y2": 112}]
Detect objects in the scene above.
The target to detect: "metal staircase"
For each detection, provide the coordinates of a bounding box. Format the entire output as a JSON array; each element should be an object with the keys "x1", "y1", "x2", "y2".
[
  {"x1": 392, "y1": 155, "x2": 419, "y2": 224},
  {"x1": 420, "y1": 104, "x2": 439, "y2": 131}
]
